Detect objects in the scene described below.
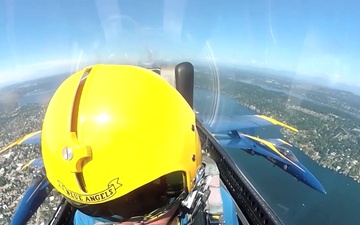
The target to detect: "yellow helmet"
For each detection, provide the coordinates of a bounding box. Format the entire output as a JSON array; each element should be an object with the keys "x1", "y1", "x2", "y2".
[{"x1": 41, "y1": 64, "x2": 201, "y2": 222}]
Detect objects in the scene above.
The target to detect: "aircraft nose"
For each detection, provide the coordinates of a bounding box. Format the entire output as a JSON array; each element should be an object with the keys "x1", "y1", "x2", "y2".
[
  {"x1": 303, "y1": 169, "x2": 327, "y2": 194},
  {"x1": 312, "y1": 180, "x2": 327, "y2": 194}
]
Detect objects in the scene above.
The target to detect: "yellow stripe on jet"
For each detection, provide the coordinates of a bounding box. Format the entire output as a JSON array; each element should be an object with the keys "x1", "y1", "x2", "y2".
[
  {"x1": 0, "y1": 130, "x2": 41, "y2": 154},
  {"x1": 20, "y1": 158, "x2": 36, "y2": 172},
  {"x1": 243, "y1": 134, "x2": 305, "y2": 172},
  {"x1": 243, "y1": 134, "x2": 283, "y2": 156},
  {"x1": 276, "y1": 138, "x2": 293, "y2": 147},
  {"x1": 255, "y1": 115, "x2": 298, "y2": 132}
]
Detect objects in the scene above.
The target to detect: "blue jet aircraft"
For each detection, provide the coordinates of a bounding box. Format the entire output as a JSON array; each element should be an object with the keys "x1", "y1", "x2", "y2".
[{"x1": 201, "y1": 114, "x2": 327, "y2": 194}]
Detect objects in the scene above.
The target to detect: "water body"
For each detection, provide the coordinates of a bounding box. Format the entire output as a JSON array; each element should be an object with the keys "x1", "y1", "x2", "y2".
[
  {"x1": 231, "y1": 78, "x2": 310, "y2": 101},
  {"x1": 13, "y1": 73, "x2": 68, "y2": 107},
  {"x1": 18, "y1": 90, "x2": 55, "y2": 106},
  {"x1": 194, "y1": 88, "x2": 360, "y2": 225}
]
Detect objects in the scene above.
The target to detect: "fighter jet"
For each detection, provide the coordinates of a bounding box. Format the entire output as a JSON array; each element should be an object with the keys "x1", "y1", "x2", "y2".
[{"x1": 202, "y1": 114, "x2": 327, "y2": 194}]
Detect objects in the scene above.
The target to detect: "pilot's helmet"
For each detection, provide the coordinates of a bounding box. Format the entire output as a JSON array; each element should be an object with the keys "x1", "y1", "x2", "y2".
[{"x1": 41, "y1": 64, "x2": 202, "y2": 222}]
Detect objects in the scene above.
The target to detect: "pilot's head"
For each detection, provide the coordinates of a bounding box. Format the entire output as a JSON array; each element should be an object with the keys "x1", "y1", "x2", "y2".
[{"x1": 41, "y1": 64, "x2": 202, "y2": 223}]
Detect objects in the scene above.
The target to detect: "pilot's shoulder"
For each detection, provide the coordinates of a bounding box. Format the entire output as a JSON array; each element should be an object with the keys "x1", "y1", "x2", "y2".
[{"x1": 73, "y1": 210, "x2": 112, "y2": 225}]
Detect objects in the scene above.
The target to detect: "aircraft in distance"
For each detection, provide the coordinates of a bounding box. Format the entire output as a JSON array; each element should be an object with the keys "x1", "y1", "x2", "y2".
[{"x1": 201, "y1": 114, "x2": 327, "y2": 194}]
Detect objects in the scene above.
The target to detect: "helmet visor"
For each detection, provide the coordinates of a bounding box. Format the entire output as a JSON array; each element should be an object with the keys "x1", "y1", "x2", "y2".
[{"x1": 69, "y1": 171, "x2": 186, "y2": 223}]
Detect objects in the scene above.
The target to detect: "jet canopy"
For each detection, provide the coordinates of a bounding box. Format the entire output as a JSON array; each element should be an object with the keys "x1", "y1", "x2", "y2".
[{"x1": 278, "y1": 147, "x2": 299, "y2": 162}]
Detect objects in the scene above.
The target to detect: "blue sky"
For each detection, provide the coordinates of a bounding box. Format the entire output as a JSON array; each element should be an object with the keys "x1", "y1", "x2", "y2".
[{"x1": 1, "y1": 0, "x2": 360, "y2": 87}]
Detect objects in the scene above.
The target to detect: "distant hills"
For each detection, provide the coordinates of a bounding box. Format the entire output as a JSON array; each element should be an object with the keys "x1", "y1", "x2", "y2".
[{"x1": 195, "y1": 61, "x2": 360, "y2": 97}]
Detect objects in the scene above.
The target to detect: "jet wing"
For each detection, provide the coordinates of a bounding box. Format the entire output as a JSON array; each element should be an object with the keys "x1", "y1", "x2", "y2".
[
  {"x1": 218, "y1": 133, "x2": 292, "y2": 166},
  {"x1": 264, "y1": 138, "x2": 293, "y2": 147},
  {"x1": 0, "y1": 130, "x2": 41, "y2": 154},
  {"x1": 10, "y1": 168, "x2": 52, "y2": 225},
  {"x1": 20, "y1": 157, "x2": 44, "y2": 171},
  {"x1": 245, "y1": 134, "x2": 307, "y2": 171},
  {"x1": 241, "y1": 134, "x2": 290, "y2": 160},
  {"x1": 204, "y1": 114, "x2": 298, "y2": 133},
  {"x1": 0, "y1": 131, "x2": 49, "y2": 225},
  {"x1": 20, "y1": 131, "x2": 42, "y2": 144}
]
